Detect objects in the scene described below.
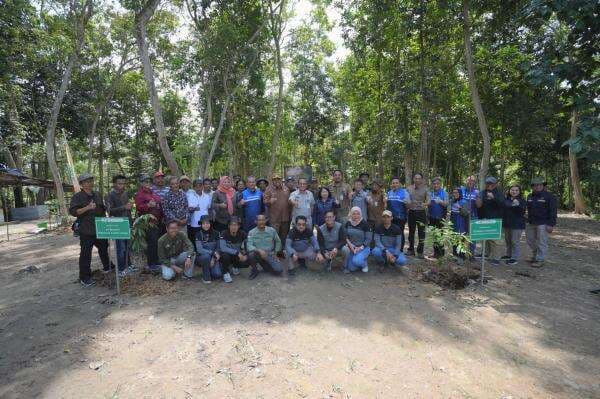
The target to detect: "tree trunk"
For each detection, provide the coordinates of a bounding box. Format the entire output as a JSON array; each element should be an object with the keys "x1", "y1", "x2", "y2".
[
  {"x1": 135, "y1": 0, "x2": 181, "y2": 176},
  {"x1": 568, "y1": 109, "x2": 586, "y2": 214},
  {"x1": 44, "y1": 0, "x2": 93, "y2": 223},
  {"x1": 266, "y1": 0, "x2": 285, "y2": 177},
  {"x1": 63, "y1": 137, "x2": 80, "y2": 192},
  {"x1": 463, "y1": 0, "x2": 490, "y2": 190},
  {"x1": 203, "y1": 97, "x2": 231, "y2": 178}
]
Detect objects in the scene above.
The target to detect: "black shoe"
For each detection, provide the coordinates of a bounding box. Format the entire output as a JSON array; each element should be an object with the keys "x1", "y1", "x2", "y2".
[
  {"x1": 506, "y1": 259, "x2": 518, "y2": 265},
  {"x1": 249, "y1": 267, "x2": 259, "y2": 280},
  {"x1": 406, "y1": 250, "x2": 415, "y2": 257},
  {"x1": 80, "y1": 278, "x2": 96, "y2": 287},
  {"x1": 500, "y1": 256, "x2": 511, "y2": 260},
  {"x1": 102, "y1": 263, "x2": 116, "y2": 274},
  {"x1": 288, "y1": 268, "x2": 296, "y2": 276}
]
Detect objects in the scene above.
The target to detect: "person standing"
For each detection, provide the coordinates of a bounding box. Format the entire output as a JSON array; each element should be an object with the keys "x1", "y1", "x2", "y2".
[
  {"x1": 285, "y1": 215, "x2": 324, "y2": 275},
  {"x1": 449, "y1": 187, "x2": 470, "y2": 263},
  {"x1": 342, "y1": 207, "x2": 372, "y2": 273},
  {"x1": 211, "y1": 176, "x2": 235, "y2": 232},
  {"x1": 237, "y1": 176, "x2": 264, "y2": 232},
  {"x1": 386, "y1": 177, "x2": 410, "y2": 252},
  {"x1": 428, "y1": 177, "x2": 449, "y2": 258},
  {"x1": 69, "y1": 173, "x2": 112, "y2": 286},
  {"x1": 263, "y1": 175, "x2": 290, "y2": 253},
  {"x1": 475, "y1": 176, "x2": 504, "y2": 265},
  {"x1": 460, "y1": 175, "x2": 479, "y2": 255},
  {"x1": 309, "y1": 177, "x2": 320, "y2": 199},
  {"x1": 359, "y1": 172, "x2": 371, "y2": 191},
  {"x1": 179, "y1": 175, "x2": 192, "y2": 194},
  {"x1": 526, "y1": 177, "x2": 557, "y2": 268},
  {"x1": 316, "y1": 210, "x2": 347, "y2": 271},
  {"x1": 407, "y1": 173, "x2": 429, "y2": 258},
  {"x1": 247, "y1": 214, "x2": 283, "y2": 279},
  {"x1": 372, "y1": 210, "x2": 407, "y2": 271},
  {"x1": 157, "y1": 220, "x2": 195, "y2": 280},
  {"x1": 289, "y1": 178, "x2": 315, "y2": 228},
  {"x1": 162, "y1": 176, "x2": 188, "y2": 233},
  {"x1": 211, "y1": 178, "x2": 219, "y2": 192},
  {"x1": 105, "y1": 174, "x2": 136, "y2": 277},
  {"x1": 285, "y1": 176, "x2": 296, "y2": 192},
  {"x1": 186, "y1": 179, "x2": 211, "y2": 250},
  {"x1": 219, "y1": 217, "x2": 254, "y2": 279},
  {"x1": 233, "y1": 179, "x2": 246, "y2": 225},
  {"x1": 313, "y1": 187, "x2": 337, "y2": 227},
  {"x1": 367, "y1": 180, "x2": 386, "y2": 229},
  {"x1": 502, "y1": 184, "x2": 526, "y2": 265},
  {"x1": 257, "y1": 178, "x2": 269, "y2": 193},
  {"x1": 349, "y1": 179, "x2": 369, "y2": 221},
  {"x1": 151, "y1": 171, "x2": 169, "y2": 201},
  {"x1": 328, "y1": 169, "x2": 351, "y2": 224},
  {"x1": 134, "y1": 174, "x2": 163, "y2": 273}
]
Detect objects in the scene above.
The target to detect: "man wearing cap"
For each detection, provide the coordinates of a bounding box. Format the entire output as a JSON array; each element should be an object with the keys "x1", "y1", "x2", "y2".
[
  {"x1": 186, "y1": 178, "x2": 212, "y2": 249},
  {"x1": 526, "y1": 177, "x2": 557, "y2": 267},
  {"x1": 69, "y1": 173, "x2": 113, "y2": 286},
  {"x1": 257, "y1": 178, "x2": 269, "y2": 192},
  {"x1": 135, "y1": 174, "x2": 163, "y2": 272},
  {"x1": 428, "y1": 177, "x2": 449, "y2": 258},
  {"x1": 105, "y1": 174, "x2": 136, "y2": 277},
  {"x1": 475, "y1": 176, "x2": 504, "y2": 265},
  {"x1": 328, "y1": 169, "x2": 351, "y2": 223},
  {"x1": 372, "y1": 210, "x2": 408, "y2": 271},
  {"x1": 151, "y1": 171, "x2": 169, "y2": 201},
  {"x1": 163, "y1": 176, "x2": 188, "y2": 232},
  {"x1": 263, "y1": 174, "x2": 290, "y2": 254},
  {"x1": 237, "y1": 176, "x2": 264, "y2": 232}
]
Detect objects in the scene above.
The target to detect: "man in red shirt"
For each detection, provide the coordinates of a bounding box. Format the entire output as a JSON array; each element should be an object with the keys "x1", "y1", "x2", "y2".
[{"x1": 134, "y1": 174, "x2": 163, "y2": 272}]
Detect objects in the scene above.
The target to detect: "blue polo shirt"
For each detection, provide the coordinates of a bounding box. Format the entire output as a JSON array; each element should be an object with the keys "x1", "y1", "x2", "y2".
[
  {"x1": 386, "y1": 188, "x2": 410, "y2": 220},
  {"x1": 428, "y1": 189, "x2": 448, "y2": 220}
]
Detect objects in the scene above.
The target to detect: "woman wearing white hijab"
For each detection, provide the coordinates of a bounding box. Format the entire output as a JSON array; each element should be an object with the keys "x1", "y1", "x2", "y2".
[{"x1": 342, "y1": 206, "x2": 372, "y2": 273}]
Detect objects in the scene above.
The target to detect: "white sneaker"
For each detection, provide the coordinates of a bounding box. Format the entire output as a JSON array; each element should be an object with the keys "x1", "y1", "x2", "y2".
[
  {"x1": 223, "y1": 273, "x2": 233, "y2": 283},
  {"x1": 362, "y1": 265, "x2": 369, "y2": 273},
  {"x1": 231, "y1": 267, "x2": 240, "y2": 275}
]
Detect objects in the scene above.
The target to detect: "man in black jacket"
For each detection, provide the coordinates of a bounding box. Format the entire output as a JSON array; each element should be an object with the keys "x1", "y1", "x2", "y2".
[
  {"x1": 526, "y1": 177, "x2": 558, "y2": 267},
  {"x1": 475, "y1": 176, "x2": 504, "y2": 265},
  {"x1": 106, "y1": 175, "x2": 135, "y2": 277},
  {"x1": 69, "y1": 173, "x2": 112, "y2": 286}
]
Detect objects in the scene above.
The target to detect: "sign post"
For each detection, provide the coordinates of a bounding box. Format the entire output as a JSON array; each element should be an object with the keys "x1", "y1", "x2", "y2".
[
  {"x1": 469, "y1": 219, "x2": 502, "y2": 286},
  {"x1": 95, "y1": 217, "x2": 131, "y2": 295}
]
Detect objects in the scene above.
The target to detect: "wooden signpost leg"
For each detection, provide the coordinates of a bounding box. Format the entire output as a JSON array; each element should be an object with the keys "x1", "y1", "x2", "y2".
[
  {"x1": 113, "y1": 240, "x2": 120, "y2": 295},
  {"x1": 480, "y1": 239, "x2": 486, "y2": 287}
]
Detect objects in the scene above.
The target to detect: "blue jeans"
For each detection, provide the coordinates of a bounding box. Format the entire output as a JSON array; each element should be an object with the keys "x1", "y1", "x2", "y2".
[
  {"x1": 115, "y1": 239, "x2": 128, "y2": 271},
  {"x1": 342, "y1": 246, "x2": 370, "y2": 271},
  {"x1": 196, "y1": 253, "x2": 223, "y2": 281},
  {"x1": 161, "y1": 251, "x2": 195, "y2": 280},
  {"x1": 372, "y1": 247, "x2": 407, "y2": 267}
]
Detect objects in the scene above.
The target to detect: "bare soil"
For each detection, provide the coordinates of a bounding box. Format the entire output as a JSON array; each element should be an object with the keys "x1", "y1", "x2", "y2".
[{"x1": 1, "y1": 213, "x2": 599, "y2": 399}]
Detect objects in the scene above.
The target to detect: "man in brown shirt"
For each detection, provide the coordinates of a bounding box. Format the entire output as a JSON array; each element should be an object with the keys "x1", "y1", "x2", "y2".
[
  {"x1": 328, "y1": 169, "x2": 351, "y2": 224},
  {"x1": 367, "y1": 180, "x2": 386, "y2": 228},
  {"x1": 406, "y1": 172, "x2": 429, "y2": 258},
  {"x1": 263, "y1": 174, "x2": 290, "y2": 255}
]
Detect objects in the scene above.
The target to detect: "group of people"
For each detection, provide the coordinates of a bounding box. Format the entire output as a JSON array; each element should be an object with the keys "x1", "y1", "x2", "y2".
[{"x1": 68, "y1": 169, "x2": 557, "y2": 287}]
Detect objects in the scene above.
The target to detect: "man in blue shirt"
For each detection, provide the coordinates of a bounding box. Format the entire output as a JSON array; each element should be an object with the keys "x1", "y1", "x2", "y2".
[
  {"x1": 237, "y1": 176, "x2": 264, "y2": 232},
  {"x1": 386, "y1": 177, "x2": 410, "y2": 252},
  {"x1": 460, "y1": 175, "x2": 479, "y2": 256},
  {"x1": 428, "y1": 177, "x2": 449, "y2": 258}
]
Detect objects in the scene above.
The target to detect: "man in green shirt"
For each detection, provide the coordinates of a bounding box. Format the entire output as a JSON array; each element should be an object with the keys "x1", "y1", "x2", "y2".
[
  {"x1": 247, "y1": 214, "x2": 283, "y2": 279},
  {"x1": 158, "y1": 220, "x2": 196, "y2": 280}
]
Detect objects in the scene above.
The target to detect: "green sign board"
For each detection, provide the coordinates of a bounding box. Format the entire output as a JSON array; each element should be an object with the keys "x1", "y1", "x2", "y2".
[
  {"x1": 95, "y1": 217, "x2": 131, "y2": 240},
  {"x1": 470, "y1": 218, "x2": 502, "y2": 241}
]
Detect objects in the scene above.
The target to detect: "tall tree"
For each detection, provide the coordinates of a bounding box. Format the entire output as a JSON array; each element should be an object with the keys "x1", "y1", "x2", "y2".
[
  {"x1": 44, "y1": 0, "x2": 94, "y2": 223},
  {"x1": 462, "y1": 0, "x2": 490, "y2": 188},
  {"x1": 134, "y1": 0, "x2": 181, "y2": 176}
]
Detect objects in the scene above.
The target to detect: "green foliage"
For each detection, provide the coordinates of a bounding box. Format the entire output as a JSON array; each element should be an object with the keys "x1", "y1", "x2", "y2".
[
  {"x1": 130, "y1": 214, "x2": 155, "y2": 253},
  {"x1": 424, "y1": 220, "x2": 472, "y2": 258}
]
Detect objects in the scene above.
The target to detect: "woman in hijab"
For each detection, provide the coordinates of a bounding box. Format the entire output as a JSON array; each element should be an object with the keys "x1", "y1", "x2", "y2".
[
  {"x1": 211, "y1": 176, "x2": 235, "y2": 232},
  {"x1": 342, "y1": 206, "x2": 372, "y2": 273}
]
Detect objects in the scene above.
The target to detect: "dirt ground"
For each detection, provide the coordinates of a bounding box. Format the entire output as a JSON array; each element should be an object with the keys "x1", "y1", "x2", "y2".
[{"x1": 1, "y1": 213, "x2": 599, "y2": 399}]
